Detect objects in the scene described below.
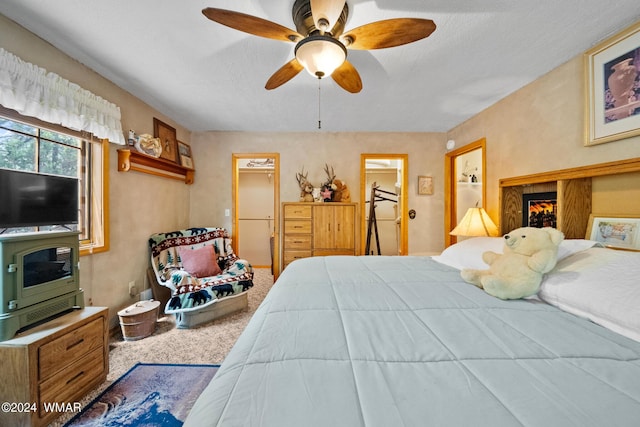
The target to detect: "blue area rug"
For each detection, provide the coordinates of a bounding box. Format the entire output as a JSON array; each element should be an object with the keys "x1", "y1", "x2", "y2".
[{"x1": 64, "y1": 363, "x2": 218, "y2": 427}]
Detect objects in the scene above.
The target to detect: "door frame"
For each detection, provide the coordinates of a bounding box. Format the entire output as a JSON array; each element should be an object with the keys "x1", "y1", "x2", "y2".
[
  {"x1": 232, "y1": 153, "x2": 281, "y2": 278},
  {"x1": 359, "y1": 153, "x2": 408, "y2": 255},
  {"x1": 444, "y1": 138, "x2": 486, "y2": 247}
]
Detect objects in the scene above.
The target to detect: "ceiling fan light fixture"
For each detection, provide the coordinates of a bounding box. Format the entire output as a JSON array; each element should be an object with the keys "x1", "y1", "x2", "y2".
[
  {"x1": 317, "y1": 18, "x2": 330, "y2": 33},
  {"x1": 310, "y1": 0, "x2": 347, "y2": 34},
  {"x1": 295, "y1": 35, "x2": 346, "y2": 78}
]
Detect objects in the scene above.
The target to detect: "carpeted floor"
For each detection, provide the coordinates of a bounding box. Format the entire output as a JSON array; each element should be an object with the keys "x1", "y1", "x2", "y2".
[{"x1": 48, "y1": 268, "x2": 274, "y2": 427}]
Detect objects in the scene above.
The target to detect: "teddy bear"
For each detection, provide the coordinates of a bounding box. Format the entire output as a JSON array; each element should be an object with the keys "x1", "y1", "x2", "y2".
[
  {"x1": 460, "y1": 226, "x2": 564, "y2": 300},
  {"x1": 299, "y1": 180, "x2": 314, "y2": 202},
  {"x1": 331, "y1": 179, "x2": 351, "y2": 202}
]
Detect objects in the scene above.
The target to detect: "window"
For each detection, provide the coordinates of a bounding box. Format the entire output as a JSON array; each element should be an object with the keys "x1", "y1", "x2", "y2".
[{"x1": 0, "y1": 108, "x2": 109, "y2": 255}]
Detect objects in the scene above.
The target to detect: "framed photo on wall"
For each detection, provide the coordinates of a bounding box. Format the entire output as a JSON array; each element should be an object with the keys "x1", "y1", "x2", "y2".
[
  {"x1": 584, "y1": 20, "x2": 640, "y2": 146},
  {"x1": 417, "y1": 175, "x2": 433, "y2": 195},
  {"x1": 586, "y1": 214, "x2": 640, "y2": 251},
  {"x1": 153, "y1": 118, "x2": 178, "y2": 162}
]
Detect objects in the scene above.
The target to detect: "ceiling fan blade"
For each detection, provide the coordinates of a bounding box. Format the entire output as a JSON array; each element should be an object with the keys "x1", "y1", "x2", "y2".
[
  {"x1": 310, "y1": 0, "x2": 346, "y2": 32},
  {"x1": 265, "y1": 58, "x2": 305, "y2": 90},
  {"x1": 202, "y1": 8, "x2": 303, "y2": 43},
  {"x1": 342, "y1": 18, "x2": 436, "y2": 50},
  {"x1": 331, "y1": 61, "x2": 362, "y2": 93}
]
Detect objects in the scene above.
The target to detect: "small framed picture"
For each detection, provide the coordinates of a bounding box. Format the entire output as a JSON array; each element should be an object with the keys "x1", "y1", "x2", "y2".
[
  {"x1": 417, "y1": 175, "x2": 433, "y2": 195},
  {"x1": 153, "y1": 118, "x2": 178, "y2": 163},
  {"x1": 177, "y1": 141, "x2": 194, "y2": 169},
  {"x1": 177, "y1": 141, "x2": 191, "y2": 157},
  {"x1": 180, "y1": 155, "x2": 194, "y2": 169},
  {"x1": 586, "y1": 214, "x2": 640, "y2": 251}
]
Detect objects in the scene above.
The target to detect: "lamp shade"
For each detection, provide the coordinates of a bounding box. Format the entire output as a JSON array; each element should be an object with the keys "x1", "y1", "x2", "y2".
[
  {"x1": 450, "y1": 207, "x2": 499, "y2": 237},
  {"x1": 295, "y1": 35, "x2": 346, "y2": 78}
]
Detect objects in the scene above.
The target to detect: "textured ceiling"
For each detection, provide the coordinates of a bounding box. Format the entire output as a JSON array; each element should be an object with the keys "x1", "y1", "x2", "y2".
[{"x1": 1, "y1": 1, "x2": 640, "y2": 133}]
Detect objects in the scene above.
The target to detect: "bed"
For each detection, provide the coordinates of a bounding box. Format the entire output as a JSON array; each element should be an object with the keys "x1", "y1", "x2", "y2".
[{"x1": 184, "y1": 239, "x2": 640, "y2": 426}]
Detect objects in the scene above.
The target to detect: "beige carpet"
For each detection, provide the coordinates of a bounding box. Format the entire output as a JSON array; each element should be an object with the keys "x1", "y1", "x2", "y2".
[{"x1": 49, "y1": 268, "x2": 274, "y2": 426}]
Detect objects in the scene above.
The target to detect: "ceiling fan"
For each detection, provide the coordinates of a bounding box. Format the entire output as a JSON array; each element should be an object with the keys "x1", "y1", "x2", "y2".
[{"x1": 202, "y1": 0, "x2": 436, "y2": 93}]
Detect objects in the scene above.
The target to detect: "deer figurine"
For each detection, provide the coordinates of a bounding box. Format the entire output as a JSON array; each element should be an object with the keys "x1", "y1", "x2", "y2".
[
  {"x1": 296, "y1": 168, "x2": 314, "y2": 202},
  {"x1": 323, "y1": 164, "x2": 336, "y2": 189}
]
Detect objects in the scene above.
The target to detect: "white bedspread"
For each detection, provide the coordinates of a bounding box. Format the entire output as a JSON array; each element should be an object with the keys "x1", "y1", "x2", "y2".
[{"x1": 185, "y1": 256, "x2": 640, "y2": 427}]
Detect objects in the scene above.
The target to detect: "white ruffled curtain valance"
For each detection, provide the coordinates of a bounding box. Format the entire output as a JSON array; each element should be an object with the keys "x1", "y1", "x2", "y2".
[{"x1": 0, "y1": 48, "x2": 125, "y2": 145}]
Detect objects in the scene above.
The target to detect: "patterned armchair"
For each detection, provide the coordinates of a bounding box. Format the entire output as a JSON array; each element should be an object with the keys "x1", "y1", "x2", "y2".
[{"x1": 148, "y1": 227, "x2": 253, "y2": 328}]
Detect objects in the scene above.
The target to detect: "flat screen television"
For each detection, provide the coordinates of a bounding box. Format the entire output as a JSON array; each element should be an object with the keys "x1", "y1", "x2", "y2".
[{"x1": 0, "y1": 168, "x2": 79, "y2": 229}]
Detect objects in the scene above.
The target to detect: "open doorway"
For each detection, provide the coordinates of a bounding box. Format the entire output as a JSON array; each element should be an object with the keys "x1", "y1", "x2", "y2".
[
  {"x1": 360, "y1": 154, "x2": 408, "y2": 255},
  {"x1": 232, "y1": 154, "x2": 280, "y2": 278},
  {"x1": 444, "y1": 138, "x2": 486, "y2": 247}
]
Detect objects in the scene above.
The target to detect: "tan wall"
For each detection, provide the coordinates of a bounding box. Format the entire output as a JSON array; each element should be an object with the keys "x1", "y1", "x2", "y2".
[
  {"x1": 592, "y1": 172, "x2": 640, "y2": 215},
  {"x1": 1, "y1": 15, "x2": 192, "y2": 325},
  {"x1": 447, "y1": 57, "x2": 640, "y2": 226},
  {"x1": 189, "y1": 132, "x2": 447, "y2": 256}
]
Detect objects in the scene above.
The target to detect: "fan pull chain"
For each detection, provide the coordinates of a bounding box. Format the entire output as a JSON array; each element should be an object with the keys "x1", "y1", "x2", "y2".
[{"x1": 317, "y1": 76, "x2": 322, "y2": 129}]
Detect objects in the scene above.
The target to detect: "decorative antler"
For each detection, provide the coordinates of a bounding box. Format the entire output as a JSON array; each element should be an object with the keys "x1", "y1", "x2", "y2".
[
  {"x1": 323, "y1": 164, "x2": 336, "y2": 184},
  {"x1": 296, "y1": 167, "x2": 309, "y2": 189}
]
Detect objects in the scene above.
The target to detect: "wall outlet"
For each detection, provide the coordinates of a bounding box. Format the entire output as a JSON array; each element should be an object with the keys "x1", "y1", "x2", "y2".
[{"x1": 128, "y1": 280, "x2": 138, "y2": 297}]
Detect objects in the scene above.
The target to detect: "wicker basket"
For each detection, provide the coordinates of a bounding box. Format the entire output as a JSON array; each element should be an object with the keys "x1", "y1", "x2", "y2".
[{"x1": 117, "y1": 300, "x2": 160, "y2": 341}]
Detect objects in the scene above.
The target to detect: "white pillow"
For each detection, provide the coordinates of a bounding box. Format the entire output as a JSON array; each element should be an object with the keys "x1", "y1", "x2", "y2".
[
  {"x1": 431, "y1": 237, "x2": 503, "y2": 270},
  {"x1": 556, "y1": 239, "x2": 603, "y2": 261},
  {"x1": 539, "y1": 247, "x2": 640, "y2": 342},
  {"x1": 432, "y1": 236, "x2": 601, "y2": 270}
]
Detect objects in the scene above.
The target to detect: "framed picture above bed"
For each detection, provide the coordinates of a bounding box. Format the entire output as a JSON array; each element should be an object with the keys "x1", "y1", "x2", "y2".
[
  {"x1": 522, "y1": 192, "x2": 557, "y2": 228},
  {"x1": 586, "y1": 214, "x2": 640, "y2": 251},
  {"x1": 584, "y1": 20, "x2": 640, "y2": 146}
]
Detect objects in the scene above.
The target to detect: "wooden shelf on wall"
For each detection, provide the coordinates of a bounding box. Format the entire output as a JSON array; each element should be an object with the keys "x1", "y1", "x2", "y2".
[{"x1": 117, "y1": 149, "x2": 194, "y2": 184}]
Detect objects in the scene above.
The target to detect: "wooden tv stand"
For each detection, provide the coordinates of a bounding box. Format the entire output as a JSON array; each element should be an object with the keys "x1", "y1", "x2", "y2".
[{"x1": 0, "y1": 306, "x2": 109, "y2": 427}]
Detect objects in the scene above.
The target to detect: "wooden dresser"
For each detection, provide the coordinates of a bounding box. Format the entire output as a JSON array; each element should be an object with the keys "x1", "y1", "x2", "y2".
[
  {"x1": 282, "y1": 202, "x2": 357, "y2": 269},
  {"x1": 0, "y1": 306, "x2": 109, "y2": 427}
]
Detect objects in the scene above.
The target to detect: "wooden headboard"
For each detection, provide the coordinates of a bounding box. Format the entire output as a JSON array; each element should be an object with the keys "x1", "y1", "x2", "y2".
[{"x1": 499, "y1": 157, "x2": 640, "y2": 238}]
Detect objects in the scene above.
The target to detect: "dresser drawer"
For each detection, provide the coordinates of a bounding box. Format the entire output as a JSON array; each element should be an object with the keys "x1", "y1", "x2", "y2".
[
  {"x1": 284, "y1": 220, "x2": 312, "y2": 234},
  {"x1": 38, "y1": 346, "x2": 105, "y2": 415},
  {"x1": 313, "y1": 249, "x2": 355, "y2": 257},
  {"x1": 284, "y1": 234, "x2": 312, "y2": 249},
  {"x1": 284, "y1": 204, "x2": 312, "y2": 219},
  {"x1": 38, "y1": 317, "x2": 104, "y2": 380}
]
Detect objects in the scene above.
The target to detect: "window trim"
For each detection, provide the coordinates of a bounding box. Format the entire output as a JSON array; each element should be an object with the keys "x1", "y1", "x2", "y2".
[
  {"x1": 0, "y1": 106, "x2": 110, "y2": 256},
  {"x1": 79, "y1": 138, "x2": 109, "y2": 256}
]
